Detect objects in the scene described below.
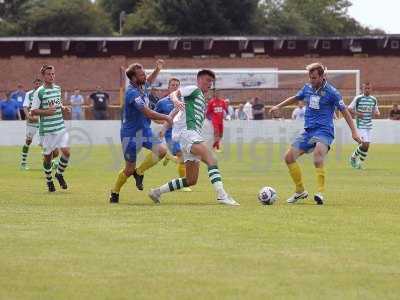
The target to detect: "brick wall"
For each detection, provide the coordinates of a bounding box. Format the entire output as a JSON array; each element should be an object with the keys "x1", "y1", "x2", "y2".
[{"x1": 1, "y1": 55, "x2": 399, "y2": 119}]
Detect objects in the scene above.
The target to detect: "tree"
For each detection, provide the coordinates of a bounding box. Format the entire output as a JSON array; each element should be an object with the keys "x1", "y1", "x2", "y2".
[
  {"x1": 123, "y1": 0, "x2": 168, "y2": 35},
  {"x1": 97, "y1": 0, "x2": 140, "y2": 31},
  {"x1": 123, "y1": 0, "x2": 260, "y2": 35},
  {"x1": 0, "y1": 19, "x2": 20, "y2": 36},
  {"x1": 0, "y1": 0, "x2": 31, "y2": 21},
  {"x1": 258, "y1": 0, "x2": 384, "y2": 35},
  {"x1": 19, "y1": 0, "x2": 113, "y2": 35}
]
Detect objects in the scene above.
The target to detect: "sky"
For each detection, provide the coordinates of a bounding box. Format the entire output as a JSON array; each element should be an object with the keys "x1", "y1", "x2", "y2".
[{"x1": 348, "y1": 0, "x2": 400, "y2": 34}]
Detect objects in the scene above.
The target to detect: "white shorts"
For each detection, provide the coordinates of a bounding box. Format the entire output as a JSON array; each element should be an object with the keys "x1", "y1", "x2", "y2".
[
  {"x1": 359, "y1": 128, "x2": 372, "y2": 143},
  {"x1": 41, "y1": 130, "x2": 69, "y2": 155},
  {"x1": 175, "y1": 130, "x2": 204, "y2": 163},
  {"x1": 26, "y1": 124, "x2": 38, "y2": 140}
]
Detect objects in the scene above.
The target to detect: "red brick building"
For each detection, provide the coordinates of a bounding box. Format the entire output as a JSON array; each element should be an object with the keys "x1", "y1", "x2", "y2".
[{"x1": 1, "y1": 36, "x2": 399, "y2": 118}]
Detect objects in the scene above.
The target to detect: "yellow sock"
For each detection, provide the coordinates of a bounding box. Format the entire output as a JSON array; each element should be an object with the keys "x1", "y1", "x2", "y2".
[
  {"x1": 315, "y1": 167, "x2": 325, "y2": 193},
  {"x1": 177, "y1": 162, "x2": 186, "y2": 178},
  {"x1": 287, "y1": 162, "x2": 304, "y2": 193},
  {"x1": 112, "y1": 170, "x2": 128, "y2": 193},
  {"x1": 136, "y1": 152, "x2": 161, "y2": 175}
]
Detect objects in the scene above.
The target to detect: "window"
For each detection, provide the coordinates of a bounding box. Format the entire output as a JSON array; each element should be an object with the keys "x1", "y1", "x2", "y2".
[
  {"x1": 287, "y1": 40, "x2": 296, "y2": 50},
  {"x1": 322, "y1": 40, "x2": 331, "y2": 50},
  {"x1": 391, "y1": 40, "x2": 399, "y2": 49},
  {"x1": 182, "y1": 41, "x2": 192, "y2": 50}
]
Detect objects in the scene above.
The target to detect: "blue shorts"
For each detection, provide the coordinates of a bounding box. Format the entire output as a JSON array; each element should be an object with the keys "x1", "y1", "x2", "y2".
[
  {"x1": 292, "y1": 127, "x2": 334, "y2": 153},
  {"x1": 121, "y1": 127, "x2": 161, "y2": 162},
  {"x1": 165, "y1": 134, "x2": 182, "y2": 156}
]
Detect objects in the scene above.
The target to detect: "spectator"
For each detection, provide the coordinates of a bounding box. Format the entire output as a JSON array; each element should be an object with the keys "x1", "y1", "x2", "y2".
[
  {"x1": 88, "y1": 86, "x2": 109, "y2": 120},
  {"x1": 252, "y1": 97, "x2": 265, "y2": 120},
  {"x1": 389, "y1": 103, "x2": 400, "y2": 120},
  {"x1": 235, "y1": 104, "x2": 249, "y2": 120},
  {"x1": 70, "y1": 88, "x2": 85, "y2": 120},
  {"x1": 243, "y1": 100, "x2": 253, "y2": 120},
  {"x1": 225, "y1": 98, "x2": 235, "y2": 120},
  {"x1": 10, "y1": 83, "x2": 26, "y2": 120},
  {"x1": 291, "y1": 100, "x2": 306, "y2": 120},
  {"x1": 0, "y1": 92, "x2": 21, "y2": 120}
]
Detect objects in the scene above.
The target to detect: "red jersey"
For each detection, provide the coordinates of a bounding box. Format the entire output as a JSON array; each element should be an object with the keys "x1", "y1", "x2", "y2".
[{"x1": 207, "y1": 97, "x2": 227, "y2": 124}]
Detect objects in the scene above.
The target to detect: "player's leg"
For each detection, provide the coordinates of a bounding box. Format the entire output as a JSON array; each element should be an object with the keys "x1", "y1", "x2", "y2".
[
  {"x1": 212, "y1": 122, "x2": 221, "y2": 151},
  {"x1": 134, "y1": 132, "x2": 167, "y2": 190},
  {"x1": 170, "y1": 139, "x2": 191, "y2": 192},
  {"x1": 149, "y1": 130, "x2": 238, "y2": 205},
  {"x1": 217, "y1": 122, "x2": 224, "y2": 152},
  {"x1": 285, "y1": 131, "x2": 312, "y2": 203},
  {"x1": 284, "y1": 146, "x2": 308, "y2": 203},
  {"x1": 352, "y1": 129, "x2": 370, "y2": 169},
  {"x1": 190, "y1": 142, "x2": 238, "y2": 205},
  {"x1": 54, "y1": 131, "x2": 70, "y2": 190},
  {"x1": 110, "y1": 136, "x2": 137, "y2": 203},
  {"x1": 148, "y1": 137, "x2": 196, "y2": 203},
  {"x1": 350, "y1": 129, "x2": 366, "y2": 168},
  {"x1": 20, "y1": 137, "x2": 32, "y2": 170},
  {"x1": 357, "y1": 141, "x2": 370, "y2": 168},
  {"x1": 175, "y1": 150, "x2": 191, "y2": 192},
  {"x1": 162, "y1": 136, "x2": 178, "y2": 166},
  {"x1": 42, "y1": 136, "x2": 56, "y2": 192},
  {"x1": 51, "y1": 148, "x2": 60, "y2": 170},
  {"x1": 312, "y1": 142, "x2": 329, "y2": 205},
  {"x1": 20, "y1": 125, "x2": 36, "y2": 169},
  {"x1": 110, "y1": 161, "x2": 136, "y2": 203},
  {"x1": 148, "y1": 160, "x2": 197, "y2": 204},
  {"x1": 138, "y1": 142, "x2": 167, "y2": 174}
]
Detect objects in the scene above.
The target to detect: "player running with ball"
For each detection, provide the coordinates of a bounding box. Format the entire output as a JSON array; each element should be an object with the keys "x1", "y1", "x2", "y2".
[
  {"x1": 148, "y1": 69, "x2": 239, "y2": 206},
  {"x1": 270, "y1": 63, "x2": 361, "y2": 205}
]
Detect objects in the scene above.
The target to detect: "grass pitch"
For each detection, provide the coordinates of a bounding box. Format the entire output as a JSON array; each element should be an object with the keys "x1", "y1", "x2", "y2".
[{"x1": 0, "y1": 144, "x2": 400, "y2": 299}]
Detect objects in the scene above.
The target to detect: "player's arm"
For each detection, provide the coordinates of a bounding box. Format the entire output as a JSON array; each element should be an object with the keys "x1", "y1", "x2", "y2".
[
  {"x1": 291, "y1": 108, "x2": 296, "y2": 120},
  {"x1": 170, "y1": 90, "x2": 185, "y2": 110},
  {"x1": 348, "y1": 97, "x2": 365, "y2": 118},
  {"x1": 159, "y1": 108, "x2": 179, "y2": 138},
  {"x1": 206, "y1": 101, "x2": 213, "y2": 120},
  {"x1": 17, "y1": 108, "x2": 21, "y2": 120},
  {"x1": 31, "y1": 106, "x2": 56, "y2": 116},
  {"x1": 269, "y1": 96, "x2": 298, "y2": 114},
  {"x1": 131, "y1": 92, "x2": 172, "y2": 126},
  {"x1": 142, "y1": 106, "x2": 172, "y2": 127},
  {"x1": 30, "y1": 90, "x2": 56, "y2": 116},
  {"x1": 336, "y1": 96, "x2": 362, "y2": 143},
  {"x1": 341, "y1": 108, "x2": 361, "y2": 143},
  {"x1": 152, "y1": 100, "x2": 167, "y2": 124},
  {"x1": 22, "y1": 93, "x2": 31, "y2": 119},
  {"x1": 146, "y1": 59, "x2": 164, "y2": 84},
  {"x1": 374, "y1": 99, "x2": 381, "y2": 117}
]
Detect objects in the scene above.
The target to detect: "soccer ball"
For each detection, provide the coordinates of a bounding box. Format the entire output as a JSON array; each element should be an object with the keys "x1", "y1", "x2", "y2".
[{"x1": 258, "y1": 186, "x2": 277, "y2": 205}]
